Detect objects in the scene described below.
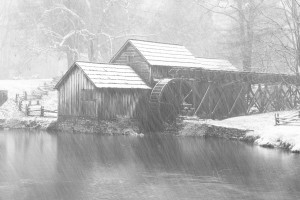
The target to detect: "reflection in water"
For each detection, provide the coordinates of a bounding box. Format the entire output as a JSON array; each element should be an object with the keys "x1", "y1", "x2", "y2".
[{"x1": 0, "y1": 130, "x2": 300, "y2": 200}]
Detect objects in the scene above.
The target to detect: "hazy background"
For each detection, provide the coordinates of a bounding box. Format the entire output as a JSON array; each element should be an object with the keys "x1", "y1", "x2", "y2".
[{"x1": 0, "y1": 0, "x2": 299, "y2": 79}]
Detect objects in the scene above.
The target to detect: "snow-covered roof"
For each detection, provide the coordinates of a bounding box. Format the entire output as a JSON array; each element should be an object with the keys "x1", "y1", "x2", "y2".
[
  {"x1": 111, "y1": 39, "x2": 239, "y2": 71},
  {"x1": 128, "y1": 40, "x2": 198, "y2": 68},
  {"x1": 55, "y1": 62, "x2": 151, "y2": 90},
  {"x1": 195, "y1": 58, "x2": 239, "y2": 71}
]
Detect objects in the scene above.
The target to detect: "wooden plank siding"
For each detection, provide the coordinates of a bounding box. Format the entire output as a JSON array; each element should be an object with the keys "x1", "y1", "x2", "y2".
[
  {"x1": 96, "y1": 89, "x2": 147, "y2": 120},
  {"x1": 152, "y1": 66, "x2": 171, "y2": 80},
  {"x1": 58, "y1": 66, "x2": 96, "y2": 118},
  {"x1": 57, "y1": 65, "x2": 149, "y2": 121},
  {"x1": 111, "y1": 43, "x2": 152, "y2": 84}
]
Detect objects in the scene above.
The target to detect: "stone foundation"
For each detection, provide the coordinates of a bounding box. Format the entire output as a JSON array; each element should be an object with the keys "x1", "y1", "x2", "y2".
[
  {"x1": 54, "y1": 116, "x2": 142, "y2": 135},
  {"x1": 177, "y1": 119, "x2": 257, "y2": 143}
]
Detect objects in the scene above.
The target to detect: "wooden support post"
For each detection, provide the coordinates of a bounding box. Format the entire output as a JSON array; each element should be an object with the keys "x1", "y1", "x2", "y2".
[
  {"x1": 192, "y1": 80, "x2": 197, "y2": 109},
  {"x1": 19, "y1": 101, "x2": 22, "y2": 111},
  {"x1": 208, "y1": 84, "x2": 213, "y2": 116},
  {"x1": 228, "y1": 86, "x2": 244, "y2": 116},
  {"x1": 194, "y1": 83, "x2": 211, "y2": 116},
  {"x1": 41, "y1": 106, "x2": 44, "y2": 117},
  {"x1": 26, "y1": 104, "x2": 29, "y2": 116},
  {"x1": 211, "y1": 98, "x2": 221, "y2": 118},
  {"x1": 275, "y1": 113, "x2": 279, "y2": 125}
]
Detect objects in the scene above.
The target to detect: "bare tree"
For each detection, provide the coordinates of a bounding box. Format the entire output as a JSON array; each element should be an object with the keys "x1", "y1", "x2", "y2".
[
  {"x1": 261, "y1": 0, "x2": 300, "y2": 75},
  {"x1": 196, "y1": 0, "x2": 266, "y2": 72}
]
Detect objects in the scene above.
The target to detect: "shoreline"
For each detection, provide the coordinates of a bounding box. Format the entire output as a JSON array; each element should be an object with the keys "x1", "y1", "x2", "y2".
[
  {"x1": 177, "y1": 113, "x2": 300, "y2": 153},
  {"x1": 0, "y1": 116, "x2": 146, "y2": 136},
  {"x1": 1, "y1": 108, "x2": 300, "y2": 153}
]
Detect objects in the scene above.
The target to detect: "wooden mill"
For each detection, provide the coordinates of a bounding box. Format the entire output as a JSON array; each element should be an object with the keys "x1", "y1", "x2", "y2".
[
  {"x1": 56, "y1": 39, "x2": 300, "y2": 128},
  {"x1": 110, "y1": 39, "x2": 300, "y2": 123}
]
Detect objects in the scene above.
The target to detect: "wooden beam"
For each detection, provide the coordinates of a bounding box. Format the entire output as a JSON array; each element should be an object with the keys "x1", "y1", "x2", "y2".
[
  {"x1": 229, "y1": 85, "x2": 244, "y2": 116},
  {"x1": 194, "y1": 83, "x2": 212, "y2": 116}
]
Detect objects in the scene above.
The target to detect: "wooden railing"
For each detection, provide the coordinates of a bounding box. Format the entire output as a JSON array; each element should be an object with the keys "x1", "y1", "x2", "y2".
[
  {"x1": 275, "y1": 111, "x2": 300, "y2": 125},
  {"x1": 15, "y1": 92, "x2": 57, "y2": 118}
]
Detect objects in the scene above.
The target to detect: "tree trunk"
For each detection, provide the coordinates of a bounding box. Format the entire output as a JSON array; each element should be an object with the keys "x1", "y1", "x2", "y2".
[
  {"x1": 237, "y1": 0, "x2": 254, "y2": 72},
  {"x1": 66, "y1": 51, "x2": 78, "y2": 68},
  {"x1": 88, "y1": 39, "x2": 99, "y2": 62}
]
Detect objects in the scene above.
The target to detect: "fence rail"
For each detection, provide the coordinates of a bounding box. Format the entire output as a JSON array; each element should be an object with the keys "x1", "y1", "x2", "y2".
[
  {"x1": 15, "y1": 92, "x2": 57, "y2": 118},
  {"x1": 275, "y1": 111, "x2": 300, "y2": 125}
]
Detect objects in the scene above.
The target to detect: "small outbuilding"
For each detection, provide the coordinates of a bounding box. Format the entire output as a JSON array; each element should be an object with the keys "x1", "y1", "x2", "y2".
[{"x1": 54, "y1": 61, "x2": 151, "y2": 120}]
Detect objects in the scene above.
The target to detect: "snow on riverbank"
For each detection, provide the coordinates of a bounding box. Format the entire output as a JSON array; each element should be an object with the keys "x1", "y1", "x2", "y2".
[
  {"x1": 247, "y1": 126, "x2": 300, "y2": 152},
  {"x1": 0, "y1": 79, "x2": 51, "y2": 98},
  {"x1": 204, "y1": 111, "x2": 300, "y2": 152},
  {"x1": 0, "y1": 79, "x2": 57, "y2": 130}
]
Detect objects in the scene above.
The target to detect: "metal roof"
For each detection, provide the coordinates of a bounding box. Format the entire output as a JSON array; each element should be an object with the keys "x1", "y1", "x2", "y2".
[
  {"x1": 195, "y1": 58, "x2": 239, "y2": 71},
  {"x1": 55, "y1": 62, "x2": 151, "y2": 90}
]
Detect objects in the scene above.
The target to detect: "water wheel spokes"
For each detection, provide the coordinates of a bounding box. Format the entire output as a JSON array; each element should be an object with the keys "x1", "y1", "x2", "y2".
[{"x1": 149, "y1": 78, "x2": 193, "y2": 123}]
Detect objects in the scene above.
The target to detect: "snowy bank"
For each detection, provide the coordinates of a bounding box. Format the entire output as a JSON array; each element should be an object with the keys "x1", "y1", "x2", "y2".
[
  {"x1": 0, "y1": 79, "x2": 57, "y2": 130},
  {"x1": 178, "y1": 112, "x2": 300, "y2": 153},
  {"x1": 0, "y1": 99, "x2": 56, "y2": 131},
  {"x1": 247, "y1": 126, "x2": 300, "y2": 153}
]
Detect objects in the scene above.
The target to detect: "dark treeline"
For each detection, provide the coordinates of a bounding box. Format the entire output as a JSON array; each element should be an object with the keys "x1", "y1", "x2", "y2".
[{"x1": 0, "y1": 0, "x2": 299, "y2": 78}]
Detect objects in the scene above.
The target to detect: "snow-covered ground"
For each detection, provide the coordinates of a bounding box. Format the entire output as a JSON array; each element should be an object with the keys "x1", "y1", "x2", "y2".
[
  {"x1": 0, "y1": 79, "x2": 51, "y2": 98},
  {"x1": 0, "y1": 79, "x2": 57, "y2": 120},
  {"x1": 206, "y1": 111, "x2": 300, "y2": 152}
]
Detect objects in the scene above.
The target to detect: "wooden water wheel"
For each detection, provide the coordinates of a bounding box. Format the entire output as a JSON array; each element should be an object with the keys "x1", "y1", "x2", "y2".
[{"x1": 149, "y1": 78, "x2": 193, "y2": 123}]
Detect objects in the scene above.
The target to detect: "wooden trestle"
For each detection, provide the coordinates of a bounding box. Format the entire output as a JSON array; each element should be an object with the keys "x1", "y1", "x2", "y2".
[{"x1": 165, "y1": 68, "x2": 300, "y2": 119}]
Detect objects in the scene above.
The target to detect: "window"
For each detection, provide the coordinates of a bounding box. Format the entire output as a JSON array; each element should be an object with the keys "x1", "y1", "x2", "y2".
[
  {"x1": 81, "y1": 89, "x2": 95, "y2": 101},
  {"x1": 126, "y1": 54, "x2": 134, "y2": 64}
]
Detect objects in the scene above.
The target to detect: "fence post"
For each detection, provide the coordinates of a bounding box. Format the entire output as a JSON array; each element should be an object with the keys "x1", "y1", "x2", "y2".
[
  {"x1": 29, "y1": 100, "x2": 31, "y2": 106},
  {"x1": 41, "y1": 106, "x2": 44, "y2": 117},
  {"x1": 275, "y1": 113, "x2": 279, "y2": 125},
  {"x1": 19, "y1": 101, "x2": 22, "y2": 111},
  {"x1": 15, "y1": 94, "x2": 18, "y2": 103},
  {"x1": 26, "y1": 104, "x2": 29, "y2": 116},
  {"x1": 24, "y1": 91, "x2": 27, "y2": 100}
]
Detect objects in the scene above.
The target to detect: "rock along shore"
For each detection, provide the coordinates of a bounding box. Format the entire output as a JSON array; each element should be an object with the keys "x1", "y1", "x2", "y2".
[
  {"x1": 0, "y1": 116, "x2": 145, "y2": 137},
  {"x1": 176, "y1": 112, "x2": 300, "y2": 153}
]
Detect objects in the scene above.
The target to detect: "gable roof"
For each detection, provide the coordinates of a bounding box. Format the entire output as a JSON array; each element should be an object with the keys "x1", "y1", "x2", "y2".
[
  {"x1": 110, "y1": 39, "x2": 199, "y2": 68},
  {"x1": 195, "y1": 58, "x2": 239, "y2": 71},
  {"x1": 54, "y1": 62, "x2": 151, "y2": 90},
  {"x1": 110, "y1": 39, "x2": 239, "y2": 71}
]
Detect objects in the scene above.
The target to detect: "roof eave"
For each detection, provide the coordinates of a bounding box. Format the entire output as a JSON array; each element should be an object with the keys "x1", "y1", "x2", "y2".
[
  {"x1": 54, "y1": 62, "x2": 77, "y2": 89},
  {"x1": 109, "y1": 40, "x2": 131, "y2": 63},
  {"x1": 95, "y1": 86, "x2": 151, "y2": 90}
]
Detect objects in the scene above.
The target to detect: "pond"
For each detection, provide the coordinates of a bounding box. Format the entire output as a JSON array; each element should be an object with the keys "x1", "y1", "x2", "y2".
[{"x1": 0, "y1": 130, "x2": 299, "y2": 200}]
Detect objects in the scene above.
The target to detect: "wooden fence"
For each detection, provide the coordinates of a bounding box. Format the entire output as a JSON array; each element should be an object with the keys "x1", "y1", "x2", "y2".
[
  {"x1": 15, "y1": 92, "x2": 57, "y2": 118},
  {"x1": 275, "y1": 111, "x2": 300, "y2": 125}
]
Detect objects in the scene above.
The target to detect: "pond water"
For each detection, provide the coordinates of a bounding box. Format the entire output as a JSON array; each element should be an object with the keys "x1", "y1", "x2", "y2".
[{"x1": 0, "y1": 130, "x2": 299, "y2": 200}]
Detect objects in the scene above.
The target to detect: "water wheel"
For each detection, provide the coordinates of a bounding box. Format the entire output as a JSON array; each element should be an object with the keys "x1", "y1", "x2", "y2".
[{"x1": 149, "y1": 78, "x2": 193, "y2": 123}]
